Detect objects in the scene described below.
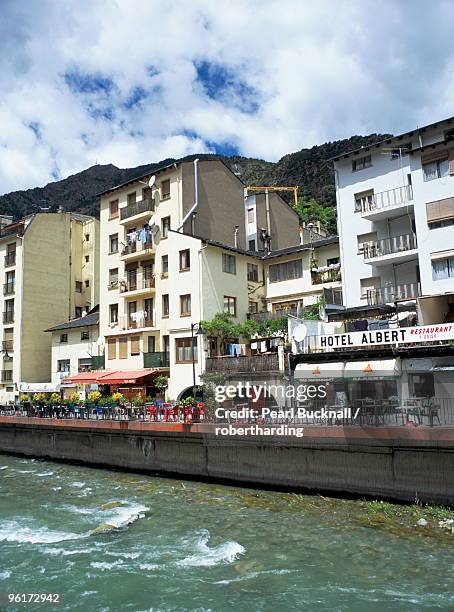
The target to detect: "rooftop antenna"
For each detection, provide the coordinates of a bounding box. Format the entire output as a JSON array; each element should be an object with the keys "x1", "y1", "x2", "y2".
[{"x1": 138, "y1": 175, "x2": 156, "y2": 188}]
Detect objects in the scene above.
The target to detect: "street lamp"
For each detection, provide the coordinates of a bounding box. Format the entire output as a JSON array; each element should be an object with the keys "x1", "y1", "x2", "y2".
[{"x1": 191, "y1": 322, "x2": 204, "y2": 402}]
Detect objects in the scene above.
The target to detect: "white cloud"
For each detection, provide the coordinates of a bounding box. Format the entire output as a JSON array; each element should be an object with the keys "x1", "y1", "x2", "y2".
[{"x1": 0, "y1": 0, "x2": 453, "y2": 194}]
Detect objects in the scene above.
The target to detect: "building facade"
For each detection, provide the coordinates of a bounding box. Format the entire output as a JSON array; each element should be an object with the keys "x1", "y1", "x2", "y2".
[
  {"x1": 334, "y1": 116, "x2": 454, "y2": 324},
  {"x1": 0, "y1": 212, "x2": 99, "y2": 403}
]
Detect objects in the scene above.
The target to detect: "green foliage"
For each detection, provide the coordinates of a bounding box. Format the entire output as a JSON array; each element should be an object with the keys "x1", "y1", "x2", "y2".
[
  {"x1": 87, "y1": 390, "x2": 102, "y2": 404},
  {"x1": 303, "y1": 296, "x2": 326, "y2": 321},
  {"x1": 32, "y1": 393, "x2": 46, "y2": 404},
  {"x1": 111, "y1": 392, "x2": 126, "y2": 405},
  {"x1": 201, "y1": 312, "x2": 287, "y2": 343},
  {"x1": 293, "y1": 197, "x2": 337, "y2": 234},
  {"x1": 50, "y1": 392, "x2": 61, "y2": 404},
  {"x1": 132, "y1": 396, "x2": 144, "y2": 407},
  {"x1": 154, "y1": 375, "x2": 168, "y2": 391}
]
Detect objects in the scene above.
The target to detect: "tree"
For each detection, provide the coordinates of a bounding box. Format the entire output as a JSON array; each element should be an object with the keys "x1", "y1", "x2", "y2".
[{"x1": 293, "y1": 197, "x2": 337, "y2": 234}]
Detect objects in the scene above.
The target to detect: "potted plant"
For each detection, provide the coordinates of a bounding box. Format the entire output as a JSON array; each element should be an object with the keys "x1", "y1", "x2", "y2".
[{"x1": 154, "y1": 375, "x2": 168, "y2": 400}]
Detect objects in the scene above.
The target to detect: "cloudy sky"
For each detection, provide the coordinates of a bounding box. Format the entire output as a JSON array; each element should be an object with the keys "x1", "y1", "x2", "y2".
[{"x1": 1, "y1": 0, "x2": 453, "y2": 194}]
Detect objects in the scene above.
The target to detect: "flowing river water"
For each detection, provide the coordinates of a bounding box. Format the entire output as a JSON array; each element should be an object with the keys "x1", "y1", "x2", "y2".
[{"x1": 0, "y1": 453, "x2": 453, "y2": 611}]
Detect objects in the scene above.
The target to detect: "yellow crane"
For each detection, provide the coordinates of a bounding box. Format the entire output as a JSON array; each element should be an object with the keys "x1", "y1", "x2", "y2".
[{"x1": 245, "y1": 185, "x2": 299, "y2": 208}]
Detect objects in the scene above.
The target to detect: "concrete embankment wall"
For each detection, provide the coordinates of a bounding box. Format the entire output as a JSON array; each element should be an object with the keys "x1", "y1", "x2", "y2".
[{"x1": 0, "y1": 419, "x2": 453, "y2": 505}]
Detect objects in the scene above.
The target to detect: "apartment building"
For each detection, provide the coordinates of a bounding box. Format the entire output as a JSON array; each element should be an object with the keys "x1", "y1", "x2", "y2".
[
  {"x1": 98, "y1": 158, "x2": 300, "y2": 400},
  {"x1": 0, "y1": 212, "x2": 99, "y2": 403},
  {"x1": 334, "y1": 116, "x2": 454, "y2": 323}
]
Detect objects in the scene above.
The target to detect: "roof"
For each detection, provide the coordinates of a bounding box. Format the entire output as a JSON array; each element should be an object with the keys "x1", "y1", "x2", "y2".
[
  {"x1": 64, "y1": 370, "x2": 114, "y2": 384},
  {"x1": 261, "y1": 236, "x2": 339, "y2": 259},
  {"x1": 330, "y1": 115, "x2": 454, "y2": 162},
  {"x1": 45, "y1": 310, "x2": 99, "y2": 332}
]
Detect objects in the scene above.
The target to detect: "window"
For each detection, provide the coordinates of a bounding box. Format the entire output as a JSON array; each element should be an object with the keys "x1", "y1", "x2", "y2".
[
  {"x1": 85, "y1": 279, "x2": 90, "y2": 288},
  {"x1": 109, "y1": 268, "x2": 118, "y2": 288},
  {"x1": 222, "y1": 253, "x2": 236, "y2": 274},
  {"x1": 179, "y1": 249, "x2": 190, "y2": 271},
  {"x1": 147, "y1": 336, "x2": 156, "y2": 353},
  {"x1": 175, "y1": 337, "x2": 197, "y2": 363},
  {"x1": 5, "y1": 270, "x2": 15, "y2": 294},
  {"x1": 269, "y1": 259, "x2": 303, "y2": 283},
  {"x1": 109, "y1": 199, "x2": 119, "y2": 219},
  {"x1": 224, "y1": 296, "x2": 237, "y2": 316},
  {"x1": 161, "y1": 179, "x2": 171, "y2": 200},
  {"x1": 85, "y1": 255, "x2": 89, "y2": 263},
  {"x1": 57, "y1": 359, "x2": 70, "y2": 372},
  {"x1": 162, "y1": 294, "x2": 169, "y2": 317},
  {"x1": 180, "y1": 294, "x2": 191, "y2": 316},
  {"x1": 85, "y1": 233, "x2": 90, "y2": 242},
  {"x1": 248, "y1": 239, "x2": 256, "y2": 251},
  {"x1": 426, "y1": 197, "x2": 454, "y2": 227},
  {"x1": 119, "y1": 337, "x2": 128, "y2": 359},
  {"x1": 423, "y1": 157, "x2": 449, "y2": 182},
  {"x1": 327, "y1": 257, "x2": 340, "y2": 266},
  {"x1": 130, "y1": 335, "x2": 140, "y2": 356},
  {"x1": 75, "y1": 281, "x2": 82, "y2": 293},
  {"x1": 248, "y1": 301, "x2": 258, "y2": 314},
  {"x1": 247, "y1": 263, "x2": 259, "y2": 282},
  {"x1": 107, "y1": 337, "x2": 116, "y2": 360},
  {"x1": 144, "y1": 298, "x2": 153, "y2": 326},
  {"x1": 247, "y1": 208, "x2": 255, "y2": 223},
  {"x1": 432, "y1": 254, "x2": 454, "y2": 281},
  {"x1": 60, "y1": 334, "x2": 68, "y2": 343},
  {"x1": 161, "y1": 255, "x2": 168, "y2": 278},
  {"x1": 354, "y1": 190, "x2": 374, "y2": 213},
  {"x1": 162, "y1": 216, "x2": 171, "y2": 238},
  {"x1": 78, "y1": 358, "x2": 92, "y2": 372},
  {"x1": 81, "y1": 330, "x2": 90, "y2": 341},
  {"x1": 109, "y1": 233, "x2": 118, "y2": 254},
  {"x1": 75, "y1": 306, "x2": 82, "y2": 318},
  {"x1": 127, "y1": 192, "x2": 136, "y2": 205},
  {"x1": 360, "y1": 277, "x2": 380, "y2": 299},
  {"x1": 109, "y1": 303, "x2": 118, "y2": 324},
  {"x1": 352, "y1": 155, "x2": 372, "y2": 172}
]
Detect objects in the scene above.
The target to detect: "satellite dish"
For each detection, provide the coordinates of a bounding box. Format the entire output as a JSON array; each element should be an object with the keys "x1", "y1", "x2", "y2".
[
  {"x1": 292, "y1": 324, "x2": 307, "y2": 343},
  {"x1": 96, "y1": 336, "x2": 105, "y2": 347},
  {"x1": 148, "y1": 175, "x2": 156, "y2": 188}
]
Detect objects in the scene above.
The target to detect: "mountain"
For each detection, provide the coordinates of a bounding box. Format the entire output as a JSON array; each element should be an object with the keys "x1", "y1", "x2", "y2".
[{"x1": 0, "y1": 134, "x2": 391, "y2": 221}]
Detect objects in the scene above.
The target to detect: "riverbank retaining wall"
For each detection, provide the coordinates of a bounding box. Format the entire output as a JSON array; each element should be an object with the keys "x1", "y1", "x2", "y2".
[{"x1": 0, "y1": 419, "x2": 453, "y2": 505}]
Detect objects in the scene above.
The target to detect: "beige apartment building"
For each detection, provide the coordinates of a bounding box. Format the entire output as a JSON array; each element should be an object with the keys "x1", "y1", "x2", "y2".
[
  {"x1": 0, "y1": 212, "x2": 99, "y2": 403},
  {"x1": 96, "y1": 157, "x2": 341, "y2": 400}
]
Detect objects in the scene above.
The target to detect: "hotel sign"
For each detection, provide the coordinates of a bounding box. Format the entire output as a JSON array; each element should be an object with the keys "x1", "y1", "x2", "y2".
[{"x1": 319, "y1": 324, "x2": 454, "y2": 349}]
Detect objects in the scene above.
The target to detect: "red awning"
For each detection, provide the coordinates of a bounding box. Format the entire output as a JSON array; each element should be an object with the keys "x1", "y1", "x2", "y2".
[
  {"x1": 64, "y1": 371, "x2": 116, "y2": 384},
  {"x1": 99, "y1": 369, "x2": 158, "y2": 384}
]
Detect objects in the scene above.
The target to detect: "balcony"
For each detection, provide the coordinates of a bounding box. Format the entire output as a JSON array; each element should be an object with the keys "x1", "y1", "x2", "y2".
[
  {"x1": 360, "y1": 185, "x2": 413, "y2": 220},
  {"x1": 367, "y1": 282, "x2": 421, "y2": 306},
  {"x1": 4, "y1": 253, "x2": 15, "y2": 267},
  {"x1": 247, "y1": 310, "x2": 296, "y2": 322},
  {"x1": 120, "y1": 198, "x2": 155, "y2": 223},
  {"x1": 143, "y1": 351, "x2": 170, "y2": 368},
  {"x1": 119, "y1": 314, "x2": 154, "y2": 331},
  {"x1": 311, "y1": 266, "x2": 342, "y2": 285},
  {"x1": 3, "y1": 282, "x2": 14, "y2": 296},
  {"x1": 2, "y1": 340, "x2": 13, "y2": 352},
  {"x1": 119, "y1": 273, "x2": 155, "y2": 297},
  {"x1": 3, "y1": 312, "x2": 14, "y2": 324},
  {"x1": 1, "y1": 370, "x2": 13, "y2": 382},
  {"x1": 363, "y1": 233, "x2": 418, "y2": 266},
  {"x1": 120, "y1": 240, "x2": 154, "y2": 262},
  {"x1": 205, "y1": 353, "x2": 280, "y2": 374}
]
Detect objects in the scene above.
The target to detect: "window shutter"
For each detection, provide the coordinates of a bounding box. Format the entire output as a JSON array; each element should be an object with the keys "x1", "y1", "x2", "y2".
[
  {"x1": 421, "y1": 150, "x2": 449, "y2": 164},
  {"x1": 449, "y1": 149, "x2": 454, "y2": 175},
  {"x1": 107, "y1": 338, "x2": 116, "y2": 360},
  {"x1": 426, "y1": 197, "x2": 454, "y2": 223},
  {"x1": 119, "y1": 337, "x2": 128, "y2": 359},
  {"x1": 131, "y1": 335, "x2": 140, "y2": 355}
]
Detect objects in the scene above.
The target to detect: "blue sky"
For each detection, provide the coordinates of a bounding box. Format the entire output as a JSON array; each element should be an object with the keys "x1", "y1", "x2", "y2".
[{"x1": 0, "y1": 0, "x2": 453, "y2": 194}]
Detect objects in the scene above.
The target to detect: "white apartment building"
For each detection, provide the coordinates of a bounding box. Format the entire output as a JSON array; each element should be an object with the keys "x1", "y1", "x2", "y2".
[
  {"x1": 0, "y1": 212, "x2": 99, "y2": 403},
  {"x1": 334, "y1": 116, "x2": 454, "y2": 324},
  {"x1": 98, "y1": 158, "x2": 301, "y2": 400}
]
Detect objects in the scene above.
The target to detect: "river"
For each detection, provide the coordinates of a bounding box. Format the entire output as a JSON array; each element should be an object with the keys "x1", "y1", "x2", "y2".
[{"x1": 0, "y1": 453, "x2": 453, "y2": 611}]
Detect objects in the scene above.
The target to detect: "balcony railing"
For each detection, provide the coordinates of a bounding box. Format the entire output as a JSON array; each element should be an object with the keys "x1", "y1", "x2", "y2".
[
  {"x1": 323, "y1": 288, "x2": 343, "y2": 307},
  {"x1": 120, "y1": 271, "x2": 155, "y2": 293},
  {"x1": 3, "y1": 312, "x2": 14, "y2": 324},
  {"x1": 91, "y1": 355, "x2": 105, "y2": 370},
  {"x1": 363, "y1": 233, "x2": 417, "y2": 260},
  {"x1": 143, "y1": 351, "x2": 170, "y2": 368},
  {"x1": 205, "y1": 353, "x2": 280, "y2": 373},
  {"x1": 360, "y1": 185, "x2": 413, "y2": 216},
  {"x1": 120, "y1": 198, "x2": 155, "y2": 221},
  {"x1": 119, "y1": 315, "x2": 154, "y2": 330},
  {"x1": 4, "y1": 253, "x2": 15, "y2": 266},
  {"x1": 1, "y1": 370, "x2": 13, "y2": 382},
  {"x1": 2, "y1": 340, "x2": 13, "y2": 352},
  {"x1": 121, "y1": 240, "x2": 154, "y2": 257},
  {"x1": 367, "y1": 282, "x2": 421, "y2": 306},
  {"x1": 3, "y1": 282, "x2": 14, "y2": 296},
  {"x1": 247, "y1": 310, "x2": 296, "y2": 322},
  {"x1": 311, "y1": 268, "x2": 342, "y2": 285}
]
